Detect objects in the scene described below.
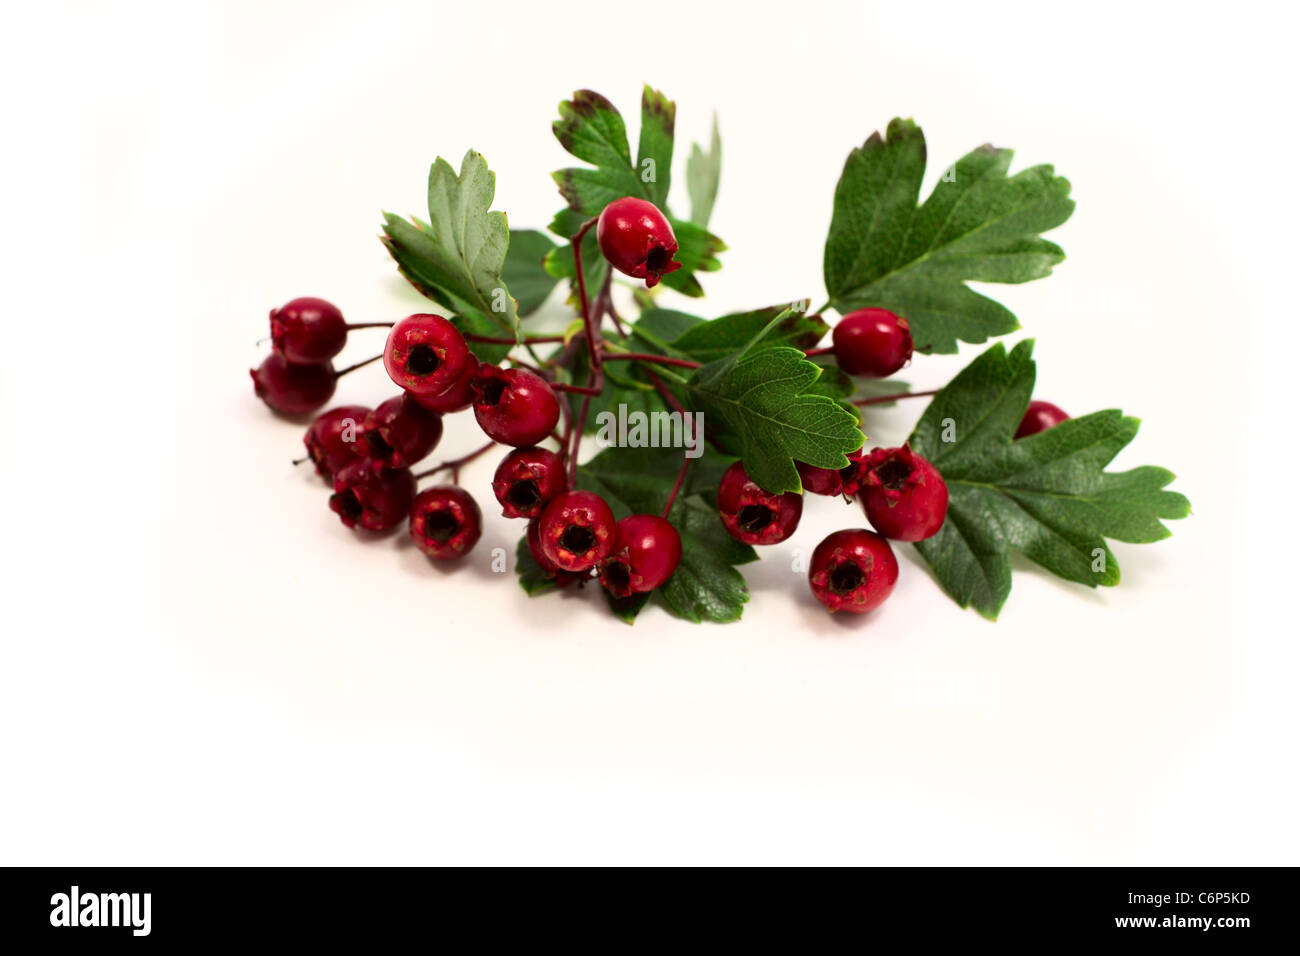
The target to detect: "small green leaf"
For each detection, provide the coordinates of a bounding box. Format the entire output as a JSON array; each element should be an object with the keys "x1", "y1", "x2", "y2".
[
  {"x1": 686, "y1": 113, "x2": 721, "y2": 228},
  {"x1": 515, "y1": 536, "x2": 559, "y2": 596},
  {"x1": 502, "y1": 229, "x2": 560, "y2": 316},
  {"x1": 910, "y1": 340, "x2": 1191, "y2": 619},
  {"x1": 823, "y1": 119, "x2": 1074, "y2": 353}
]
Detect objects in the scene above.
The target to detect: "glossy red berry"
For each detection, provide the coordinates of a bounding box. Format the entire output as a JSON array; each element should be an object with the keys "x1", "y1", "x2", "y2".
[
  {"x1": 796, "y1": 461, "x2": 844, "y2": 497},
  {"x1": 409, "y1": 486, "x2": 482, "y2": 560},
  {"x1": 1016, "y1": 400, "x2": 1069, "y2": 439},
  {"x1": 328, "y1": 459, "x2": 416, "y2": 533},
  {"x1": 492, "y1": 447, "x2": 567, "y2": 519},
  {"x1": 269, "y1": 297, "x2": 347, "y2": 363},
  {"x1": 836, "y1": 448, "x2": 871, "y2": 499},
  {"x1": 859, "y1": 445, "x2": 949, "y2": 542},
  {"x1": 599, "y1": 515, "x2": 682, "y2": 597},
  {"x1": 596, "y1": 197, "x2": 682, "y2": 288},
  {"x1": 363, "y1": 393, "x2": 443, "y2": 469},
  {"x1": 383, "y1": 314, "x2": 471, "y2": 398},
  {"x1": 832, "y1": 308, "x2": 913, "y2": 378},
  {"x1": 537, "y1": 490, "x2": 617, "y2": 572},
  {"x1": 717, "y1": 461, "x2": 803, "y2": 545},
  {"x1": 250, "y1": 353, "x2": 336, "y2": 416},
  {"x1": 303, "y1": 405, "x2": 369, "y2": 481},
  {"x1": 808, "y1": 529, "x2": 898, "y2": 614},
  {"x1": 411, "y1": 351, "x2": 478, "y2": 413},
  {"x1": 526, "y1": 517, "x2": 580, "y2": 587},
  {"x1": 471, "y1": 364, "x2": 560, "y2": 447}
]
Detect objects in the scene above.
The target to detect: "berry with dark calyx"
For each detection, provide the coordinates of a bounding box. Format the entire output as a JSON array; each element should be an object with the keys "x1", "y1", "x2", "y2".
[
  {"x1": 808, "y1": 529, "x2": 898, "y2": 614},
  {"x1": 596, "y1": 197, "x2": 682, "y2": 288},
  {"x1": 1016, "y1": 400, "x2": 1070, "y2": 439},
  {"x1": 599, "y1": 515, "x2": 682, "y2": 597},
  {"x1": 717, "y1": 461, "x2": 803, "y2": 545},
  {"x1": 383, "y1": 313, "x2": 471, "y2": 398},
  {"x1": 859, "y1": 445, "x2": 949, "y2": 542},
  {"x1": 492, "y1": 447, "x2": 567, "y2": 519},
  {"x1": 250, "y1": 353, "x2": 336, "y2": 416},
  {"x1": 796, "y1": 461, "x2": 844, "y2": 497},
  {"x1": 836, "y1": 447, "x2": 873, "y2": 499},
  {"x1": 526, "y1": 517, "x2": 580, "y2": 587},
  {"x1": 409, "y1": 486, "x2": 482, "y2": 560},
  {"x1": 471, "y1": 364, "x2": 560, "y2": 447},
  {"x1": 363, "y1": 393, "x2": 443, "y2": 469},
  {"x1": 328, "y1": 459, "x2": 416, "y2": 533},
  {"x1": 832, "y1": 308, "x2": 913, "y2": 378},
  {"x1": 269, "y1": 297, "x2": 347, "y2": 363},
  {"x1": 303, "y1": 405, "x2": 370, "y2": 481},
  {"x1": 537, "y1": 490, "x2": 617, "y2": 572},
  {"x1": 411, "y1": 351, "x2": 478, "y2": 414}
]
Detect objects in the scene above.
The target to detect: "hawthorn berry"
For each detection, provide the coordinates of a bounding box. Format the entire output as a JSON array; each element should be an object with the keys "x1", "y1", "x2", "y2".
[
  {"x1": 808, "y1": 529, "x2": 898, "y2": 614},
  {"x1": 796, "y1": 461, "x2": 843, "y2": 497},
  {"x1": 471, "y1": 364, "x2": 560, "y2": 447},
  {"x1": 832, "y1": 308, "x2": 913, "y2": 378},
  {"x1": 859, "y1": 445, "x2": 949, "y2": 542},
  {"x1": 363, "y1": 393, "x2": 444, "y2": 469},
  {"x1": 269, "y1": 297, "x2": 348, "y2": 363},
  {"x1": 303, "y1": 405, "x2": 370, "y2": 481},
  {"x1": 409, "y1": 486, "x2": 482, "y2": 560},
  {"x1": 537, "y1": 490, "x2": 617, "y2": 572},
  {"x1": 383, "y1": 314, "x2": 471, "y2": 398},
  {"x1": 1016, "y1": 400, "x2": 1069, "y2": 439},
  {"x1": 492, "y1": 447, "x2": 567, "y2": 519},
  {"x1": 526, "y1": 516, "x2": 580, "y2": 587},
  {"x1": 411, "y1": 351, "x2": 478, "y2": 413},
  {"x1": 328, "y1": 459, "x2": 416, "y2": 533},
  {"x1": 717, "y1": 461, "x2": 803, "y2": 545},
  {"x1": 596, "y1": 197, "x2": 682, "y2": 288},
  {"x1": 836, "y1": 448, "x2": 871, "y2": 499},
  {"x1": 250, "y1": 353, "x2": 337, "y2": 416},
  {"x1": 599, "y1": 515, "x2": 682, "y2": 597}
]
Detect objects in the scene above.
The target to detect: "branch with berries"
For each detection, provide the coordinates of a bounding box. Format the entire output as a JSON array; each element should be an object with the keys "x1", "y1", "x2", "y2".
[{"x1": 250, "y1": 86, "x2": 1190, "y2": 624}]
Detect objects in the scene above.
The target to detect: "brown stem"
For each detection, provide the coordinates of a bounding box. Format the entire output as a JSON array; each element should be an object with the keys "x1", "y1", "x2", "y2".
[
  {"x1": 853, "y1": 388, "x2": 939, "y2": 407},
  {"x1": 412, "y1": 441, "x2": 496, "y2": 482},
  {"x1": 345, "y1": 322, "x2": 395, "y2": 331},
  {"x1": 334, "y1": 353, "x2": 382, "y2": 378}
]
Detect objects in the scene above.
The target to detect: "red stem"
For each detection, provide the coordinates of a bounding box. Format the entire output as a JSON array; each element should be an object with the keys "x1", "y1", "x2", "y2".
[
  {"x1": 804, "y1": 346, "x2": 834, "y2": 358},
  {"x1": 643, "y1": 368, "x2": 687, "y2": 415},
  {"x1": 568, "y1": 393, "x2": 591, "y2": 486},
  {"x1": 853, "y1": 388, "x2": 938, "y2": 407},
  {"x1": 601, "y1": 352, "x2": 700, "y2": 369},
  {"x1": 663, "y1": 454, "x2": 692, "y2": 519},
  {"x1": 412, "y1": 441, "x2": 496, "y2": 482},
  {"x1": 468, "y1": 333, "x2": 566, "y2": 345},
  {"x1": 334, "y1": 353, "x2": 382, "y2": 378}
]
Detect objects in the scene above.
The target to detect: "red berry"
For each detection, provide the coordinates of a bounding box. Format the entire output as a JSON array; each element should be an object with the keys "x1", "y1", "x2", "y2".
[
  {"x1": 808, "y1": 529, "x2": 898, "y2": 614},
  {"x1": 832, "y1": 308, "x2": 913, "y2": 378},
  {"x1": 596, "y1": 197, "x2": 682, "y2": 288},
  {"x1": 1016, "y1": 400, "x2": 1069, "y2": 439},
  {"x1": 837, "y1": 448, "x2": 871, "y2": 498},
  {"x1": 526, "y1": 517, "x2": 580, "y2": 587},
  {"x1": 303, "y1": 405, "x2": 369, "y2": 481},
  {"x1": 858, "y1": 445, "x2": 948, "y2": 542},
  {"x1": 269, "y1": 297, "x2": 347, "y2": 363},
  {"x1": 363, "y1": 393, "x2": 443, "y2": 469},
  {"x1": 796, "y1": 461, "x2": 844, "y2": 497},
  {"x1": 250, "y1": 353, "x2": 336, "y2": 416},
  {"x1": 409, "y1": 486, "x2": 482, "y2": 559},
  {"x1": 471, "y1": 364, "x2": 560, "y2": 447},
  {"x1": 410, "y1": 351, "x2": 478, "y2": 413},
  {"x1": 383, "y1": 314, "x2": 471, "y2": 398},
  {"x1": 717, "y1": 461, "x2": 803, "y2": 545},
  {"x1": 328, "y1": 459, "x2": 416, "y2": 532},
  {"x1": 537, "y1": 490, "x2": 617, "y2": 572},
  {"x1": 492, "y1": 447, "x2": 567, "y2": 519},
  {"x1": 599, "y1": 515, "x2": 682, "y2": 597}
]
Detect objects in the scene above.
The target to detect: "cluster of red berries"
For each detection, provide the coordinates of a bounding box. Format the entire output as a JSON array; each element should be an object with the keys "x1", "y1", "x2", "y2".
[{"x1": 250, "y1": 193, "x2": 1071, "y2": 620}]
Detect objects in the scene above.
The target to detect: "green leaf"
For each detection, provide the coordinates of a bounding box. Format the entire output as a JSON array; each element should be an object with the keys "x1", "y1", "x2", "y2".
[
  {"x1": 633, "y1": 307, "x2": 705, "y2": 342},
  {"x1": 686, "y1": 314, "x2": 864, "y2": 493},
  {"x1": 381, "y1": 150, "x2": 521, "y2": 364},
  {"x1": 578, "y1": 445, "x2": 756, "y2": 623},
  {"x1": 670, "y1": 302, "x2": 824, "y2": 363},
  {"x1": 515, "y1": 536, "x2": 559, "y2": 596},
  {"x1": 910, "y1": 340, "x2": 1191, "y2": 620},
  {"x1": 502, "y1": 229, "x2": 560, "y2": 316},
  {"x1": 550, "y1": 88, "x2": 724, "y2": 298},
  {"x1": 823, "y1": 119, "x2": 1074, "y2": 353},
  {"x1": 686, "y1": 113, "x2": 721, "y2": 228}
]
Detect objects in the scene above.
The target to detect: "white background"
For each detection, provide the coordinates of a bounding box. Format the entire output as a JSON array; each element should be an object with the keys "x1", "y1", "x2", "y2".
[{"x1": 1, "y1": 1, "x2": 1296, "y2": 865}]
